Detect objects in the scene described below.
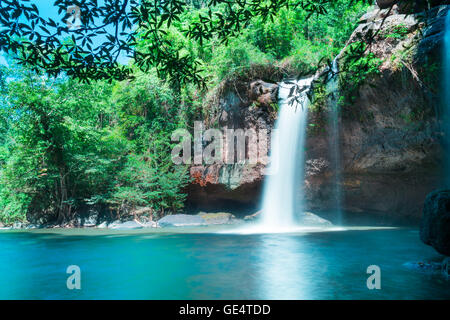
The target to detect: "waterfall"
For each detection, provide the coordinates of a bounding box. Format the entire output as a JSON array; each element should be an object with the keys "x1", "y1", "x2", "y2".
[
  {"x1": 327, "y1": 58, "x2": 343, "y2": 225},
  {"x1": 444, "y1": 12, "x2": 450, "y2": 186},
  {"x1": 259, "y1": 77, "x2": 314, "y2": 230}
]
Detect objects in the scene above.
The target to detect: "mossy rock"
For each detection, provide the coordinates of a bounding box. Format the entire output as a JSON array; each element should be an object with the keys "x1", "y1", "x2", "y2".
[{"x1": 197, "y1": 212, "x2": 235, "y2": 225}]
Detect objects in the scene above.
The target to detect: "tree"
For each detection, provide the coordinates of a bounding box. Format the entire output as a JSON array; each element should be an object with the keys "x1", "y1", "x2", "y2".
[
  {"x1": 0, "y1": 67, "x2": 126, "y2": 223},
  {"x1": 2, "y1": 0, "x2": 415, "y2": 88}
]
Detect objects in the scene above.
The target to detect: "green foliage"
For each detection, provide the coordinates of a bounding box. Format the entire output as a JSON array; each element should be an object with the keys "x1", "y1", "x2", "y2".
[
  {"x1": 208, "y1": 38, "x2": 273, "y2": 82},
  {"x1": 0, "y1": 1, "x2": 386, "y2": 224},
  {"x1": 0, "y1": 0, "x2": 376, "y2": 86},
  {"x1": 110, "y1": 72, "x2": 191, "y2": 215},
  {"x1": 339, "y1": 42, "x2": 383, "y2": 106},
  {"x1": 143, "y1": 0, "x2": 371, "y2": 87},
  {"x1": 384, "y1": 24, "x2": 410, "y2": 39},
  {"x1": 112, "y1": 154, "x2": 190, "y2": 216},
  {"x1": 0, "y1": 66, "x2": 191, "y2": 224}
]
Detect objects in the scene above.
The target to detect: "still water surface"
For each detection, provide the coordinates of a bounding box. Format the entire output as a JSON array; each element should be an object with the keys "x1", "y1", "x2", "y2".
[{"x1": 0, "y1": 227, "x2": 448, "y2": 299}]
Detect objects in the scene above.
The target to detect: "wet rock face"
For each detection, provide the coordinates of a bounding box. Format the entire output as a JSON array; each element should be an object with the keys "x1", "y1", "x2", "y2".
[
  {"x1": 185, "y1": 80, "x2": 277, "y2": 215},
  {"x1": 376, "y1": 0, "x2": 398, "y2": 9},
  {"x1": 376, "y1": 0, "x2": 450, "y2": 12},
  {"x1": 304, "y1": 6, "x2": 448, "y2": 223},
  {"x1": 186, "y1": 165, "x2": 263, "y2": 216},
  {"x1": 416, "y1": 5, "x2": 450, "y2": 65},
  {"x1": 420, "y1": 190, "x2": 450, "y2": 255}
]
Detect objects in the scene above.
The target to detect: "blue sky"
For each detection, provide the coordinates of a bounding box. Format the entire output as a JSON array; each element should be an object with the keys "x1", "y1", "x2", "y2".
[{"x1": 0, "y1": 1, "x2": 130, "y2": 67}]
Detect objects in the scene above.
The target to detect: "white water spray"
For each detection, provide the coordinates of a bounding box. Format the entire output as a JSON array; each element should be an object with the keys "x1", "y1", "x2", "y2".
[{"x1": 259, "y1": 77, "x2": 314, "y2": 230}]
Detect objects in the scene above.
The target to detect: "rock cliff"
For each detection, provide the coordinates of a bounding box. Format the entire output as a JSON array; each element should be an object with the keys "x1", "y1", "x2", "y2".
[
  {"x1": 186, "y1": 4, "x2": 450, "y2": 224},
  {"x1": 185, "y1": 73, "x2": 280, "y2": 215},
  {"x1": 306, "y1": 5, "x2": 449, "y2": 224}
]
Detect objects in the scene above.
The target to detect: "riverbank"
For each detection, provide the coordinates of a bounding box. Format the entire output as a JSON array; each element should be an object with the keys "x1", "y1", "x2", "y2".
[
  {"x1": 0, "y1": 209, "x2": 424, "y2": 231},
  {"x1": 0, "y1": 212, "x2": 245, "y2": 231}
]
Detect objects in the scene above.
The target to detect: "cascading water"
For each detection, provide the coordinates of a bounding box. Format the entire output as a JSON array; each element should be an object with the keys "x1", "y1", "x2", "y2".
[
  {"x1": 327, "y1": 58, "x2": 343, "y2": 225},
  {"x1": 259, "y1": 77, "x2": 314, "y2": 230},
  {"x1": 444, "y1": 12, "x2": 450, "y2": 186}
]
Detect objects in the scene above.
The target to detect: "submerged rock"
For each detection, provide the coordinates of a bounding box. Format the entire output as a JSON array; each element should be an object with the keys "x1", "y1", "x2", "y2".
[
  {"x1": 420, "y1": 190, "x2": 450, "y2": 256},
  {"x1": 158, "y1": 214, "x2": 206, "y2": 227},
  {"x1": 403, "y1": 260, "x2": 443, "y2": 274}
]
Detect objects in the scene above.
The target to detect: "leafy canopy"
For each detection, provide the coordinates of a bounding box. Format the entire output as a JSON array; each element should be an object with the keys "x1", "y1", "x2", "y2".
[{"x1": 0, "y1": 0, "x2": 379, "y2": 87}]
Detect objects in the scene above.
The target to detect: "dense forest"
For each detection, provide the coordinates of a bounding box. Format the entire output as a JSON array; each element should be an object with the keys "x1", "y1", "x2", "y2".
[{"x1": 0, "y1": 1, "x2": 372, "y2": 225}]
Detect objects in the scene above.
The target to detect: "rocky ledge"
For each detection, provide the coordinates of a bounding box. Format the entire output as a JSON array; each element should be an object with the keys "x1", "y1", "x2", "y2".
[{"x1": 185, "y1": 78, "x2": 279, "y2": 215}]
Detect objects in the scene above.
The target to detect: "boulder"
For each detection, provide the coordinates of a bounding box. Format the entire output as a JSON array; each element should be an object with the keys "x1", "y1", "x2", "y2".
[
  {"x1": 157, "y1": 214, "x2": 206, "y2": 227},
  {"x1": 12, "y1": 222, "x2": 24, "y2": 229},
  {"x1": 299, "y1": 212, "x2": 333, "y2": 227},
  {"x1": 420, "y1": 190, "x2": 450, "y2": 256},
  {"x1": 141, "y1": 221, "x2": 158, "y2": 228},
  {"x1": 197, "y1": 212, "x2": 236, "y2": 225},
  {"x1": 108, "y1": 220, "x2": 143, "y2": 230},
  {"x1": 248, "y1": 80, "x2": 278, "y2": 108}
]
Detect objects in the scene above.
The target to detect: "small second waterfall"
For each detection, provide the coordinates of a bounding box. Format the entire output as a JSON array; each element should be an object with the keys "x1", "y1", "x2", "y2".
[
  {"x1": 444, "y1": 12, "x2": 450, "y2": 186},
  {"x1": 259, "y1": 77, "x2": 314, "y2": 230},
  {"x1": 327, "y1": 58, "x2": 343, "y2": 225}
]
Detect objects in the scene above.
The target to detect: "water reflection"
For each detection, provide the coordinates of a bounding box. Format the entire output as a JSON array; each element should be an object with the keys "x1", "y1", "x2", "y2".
[
  {"x1": 0, "y1": 228, "x2": 449, "y2": 299},
  {"x1": 257, "y1": 234, "x2": 311, "y2": 299}
]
